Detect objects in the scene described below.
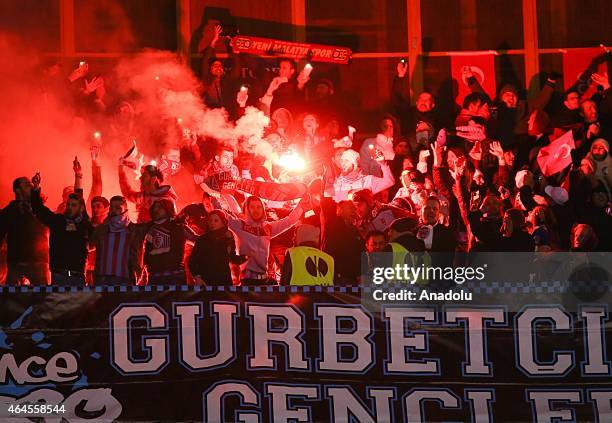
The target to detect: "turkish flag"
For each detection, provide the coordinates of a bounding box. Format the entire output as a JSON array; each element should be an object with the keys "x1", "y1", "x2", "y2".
[
  {"x1": 562, "y1": 48, "x2": 607, "y2": 94},
  {"x1": 537, "y1": 130, "x2": 575, "y2": 177},
  {"x1": 450, "y1": 53, "x2": 496, "y2": 105}
]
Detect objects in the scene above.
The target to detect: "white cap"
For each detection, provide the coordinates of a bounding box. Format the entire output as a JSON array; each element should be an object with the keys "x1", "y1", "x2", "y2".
[
  {"x1": 515, "y1": 169, "x2": 532, "y2": 189},
  {"x1": 341, "y1": 149, "x2": 360, "y2": 166}
]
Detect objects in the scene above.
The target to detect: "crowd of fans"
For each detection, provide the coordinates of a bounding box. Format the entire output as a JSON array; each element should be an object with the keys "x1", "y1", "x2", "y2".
[{"x1": 1, "y1": 27, "x2": 611, "y2": 287}]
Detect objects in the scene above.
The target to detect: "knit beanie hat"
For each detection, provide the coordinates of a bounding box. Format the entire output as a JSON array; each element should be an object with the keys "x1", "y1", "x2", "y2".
[{"x1": 341, "y1": 149, "x2": 360, "y2": 167}]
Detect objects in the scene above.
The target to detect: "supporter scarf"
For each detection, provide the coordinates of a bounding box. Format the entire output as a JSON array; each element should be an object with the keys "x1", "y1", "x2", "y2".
[{"x1": 108, "y1": 212, "x2": 131, "y2": 233}]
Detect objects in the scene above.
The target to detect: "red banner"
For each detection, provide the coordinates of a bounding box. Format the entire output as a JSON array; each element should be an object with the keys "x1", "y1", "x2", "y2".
[
  {"x1": 450, "y1": 53, "x2": 496, "y2": 104},
  {"x1": 562, "y1": 47, "x2": 607, "y2": 91},
  {"x1": 230, "y1": 35, "x2": 352, "y2": 64}
]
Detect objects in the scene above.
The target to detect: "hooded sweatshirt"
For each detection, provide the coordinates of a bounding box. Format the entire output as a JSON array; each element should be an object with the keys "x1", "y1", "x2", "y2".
[
  {"x1": 228, "y1": 197, "x2": 303, "y2": 280},
  {"x1": 586, "y1": 139, "x2": 612, "y2": 198}
]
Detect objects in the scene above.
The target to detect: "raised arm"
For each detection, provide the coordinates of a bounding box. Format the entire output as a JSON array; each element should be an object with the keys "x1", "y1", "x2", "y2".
[
  {"x1": 369, "y1": 160, "x2": 396, "y2": 194},
  {"x1": 73, "y1": 156, "x2": 83, "y2": 194},
  {"x1": 269, "y1": 198, "x2": 308, "y2": 238},
  {"x1": 199, "y1": 24, "x2": 222, "y2": 77},
  {"x1": 432, "y1": 139, "x2": 451, "y2": 199},
  {"x1": 30, "y1": 173, "x2": 55, "y2": 227},
  {"x1": 529, "y1": 74, "x2": 558, "y2": 111},
  {"x1": 464, "y1": 67, "x2": 486, "y2": 95},
  {"x1": 86, "y1": 145, "x2": 103, "y2": 209},
  {"x1": 488, "y1": 141, "x2": 511, "y2": 188},
  {"x1": 118, "y1": 164, "x2": 139, "y2": 204},
  {"x1": 391, "y1": 61, "x2": 410, "y2": 114}
]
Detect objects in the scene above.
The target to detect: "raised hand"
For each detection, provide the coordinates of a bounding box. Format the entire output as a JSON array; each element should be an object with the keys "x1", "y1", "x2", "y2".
[
  {"x1": 90, "y1": 143, "x2": 101, "y2": 162},
  {"x1": 419, "y1": 149, "x2": 430, "y2": 163},
  {"x1": 236, "y1": 86, "x2": 248, "y2": 107},
  {"x1": 587, "y1": 122, "x2": 601, "y2": 139},
  {"x1": 32, "y1": 172, "x2": 41, "y2": 189},
  {"x1": 297, "y1": 71, "x2": 310, "y2": 88},
  {"x1": 68, "y1": 62, "x2": 89, "y2": 82},
  {"x1": 397, "y1": 61, "x2": 408, "y2": 78},
  {"x1": 431, "y1": 139, "x2": 445, "y2": 167},
  {"x1": 592, "y1": 73, "x2": 610, "y2": 90},
  {"x1": 84, "y1": 76, "x2": 104, "y2": 95},
  {"x1": 211, "y1": 24, "x2": 222, "y2": 47},
  {"x1": 73, "y1": 156, "x2": 83, "y2": 177},
  {"x1": 266, "y1": 76, "x2": 288, "y2": 96},
  {"x1": 489, "y1": 141, "x2": 504, "y2": 160}
]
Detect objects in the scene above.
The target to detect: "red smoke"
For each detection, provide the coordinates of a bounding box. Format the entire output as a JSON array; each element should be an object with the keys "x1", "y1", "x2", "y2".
[{"x1": 0, "y1": 36, "x2": 271, "y2": 214}]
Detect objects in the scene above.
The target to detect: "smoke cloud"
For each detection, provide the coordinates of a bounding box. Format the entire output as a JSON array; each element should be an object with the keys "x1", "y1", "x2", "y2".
[{"x1": 0, "y1": 36, "x2": 272, "y2": 212}]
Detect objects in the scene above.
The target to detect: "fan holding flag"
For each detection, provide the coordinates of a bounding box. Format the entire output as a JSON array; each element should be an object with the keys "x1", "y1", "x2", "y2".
[{"x1": 536, "y1": 130, "x2": 576, "y2": 177}]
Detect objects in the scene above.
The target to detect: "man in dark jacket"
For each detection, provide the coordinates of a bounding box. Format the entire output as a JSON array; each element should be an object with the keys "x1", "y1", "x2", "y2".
[
  {"x1": 0, "y1": 176, "x2": 49, "y2": 285},
  {"x1": 262, "y1": 59, "x2": 307, "y2": 115},
  {"x1": 199, "y1": 24, "x2": 249, "y2": 119},
  {"x1": 416, "y1": 196, "x2": 457, "y2": 253},
  {"x1": 385, "y1": 217, "x2": 425, "y2": 252},
  {"x1": 415, "y1": 196, "x2": 457, "y2": 289},
  {"x1": 189, "y1": 209, "x2": 239, "y2": 285},
  {"x1": 31, "y1": 173, "x2": 93, "y2": 286},
  {"x1": 391, "y1": 61, "x2": 440, "y2": 147},
  {"x1": 144, "y1": 199, "x2": 196, "y2": 285},
  {"x1": 468, "y1": 194, "x2": 504, "y2": 251},
  {"x1": 320, "y1": 197, "x2": 364, "y2": 285}
]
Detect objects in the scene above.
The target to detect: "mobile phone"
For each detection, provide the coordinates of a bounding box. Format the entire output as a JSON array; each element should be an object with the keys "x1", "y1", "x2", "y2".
[
  {"x1": 368, "y1": 144, "x2": 377, "y2": 159},
  {"x1": 400, "y1": 59, "x2": 406, "y2": 64}
]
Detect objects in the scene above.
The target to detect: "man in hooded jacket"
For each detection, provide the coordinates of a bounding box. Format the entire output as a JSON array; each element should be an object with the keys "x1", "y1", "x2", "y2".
[{"x1": 229, "y1": 195, "x2": 309, "y2": 285}]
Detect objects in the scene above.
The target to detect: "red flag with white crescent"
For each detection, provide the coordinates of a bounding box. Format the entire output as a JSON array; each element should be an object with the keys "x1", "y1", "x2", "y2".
[
  {"x1": 450, "y1": 53, "x2": 496, "y2": 105},
  {"x1": 537, "y1": 130, "x2": 575, "y2": 177}
]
